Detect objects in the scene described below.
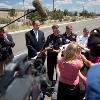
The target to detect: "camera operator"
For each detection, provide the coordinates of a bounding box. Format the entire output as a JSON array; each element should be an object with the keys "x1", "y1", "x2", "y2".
[{"x1": 0, "y1": 27, "x2": 15, "y2": 75}]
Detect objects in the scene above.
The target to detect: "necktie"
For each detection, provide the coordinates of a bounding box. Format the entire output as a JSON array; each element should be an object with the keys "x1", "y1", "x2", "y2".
[{"x1": 34, "y1": 31, "x2": 38, "y2": 41}]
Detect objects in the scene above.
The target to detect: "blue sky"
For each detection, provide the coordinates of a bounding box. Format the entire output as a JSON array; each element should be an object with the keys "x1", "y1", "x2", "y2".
[{"x1": 0, "y1": 0, "x2": 100, "y2": 13}]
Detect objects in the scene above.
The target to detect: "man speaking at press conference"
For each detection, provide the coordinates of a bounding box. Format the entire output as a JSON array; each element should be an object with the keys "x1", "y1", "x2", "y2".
[{"x1": 25, "y1": 20, "x2": 45, "y2": 59}]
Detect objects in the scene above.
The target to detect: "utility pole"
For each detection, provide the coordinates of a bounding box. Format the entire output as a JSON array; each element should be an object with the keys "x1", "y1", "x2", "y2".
[
  {"x1": 23, "y1": 0, "x2": 26, "y2": 20},
  {"x1": 53, "y1": 0, "x2": 54, "y2": 11}
]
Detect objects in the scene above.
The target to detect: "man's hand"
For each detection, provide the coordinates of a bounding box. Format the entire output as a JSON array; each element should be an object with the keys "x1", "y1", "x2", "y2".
[
  {"x1": 37, "y1": 52, "x2": 40, "y2": 55},
  {"x1": 52, "y1": 49, "x2": 59, "y2": 53},
  {"x1": 4, "y1": 34, "x2": 9, "y2": 42},
  {"x1": 42, "y1": 47, "x2": 53, "y2": 52}
]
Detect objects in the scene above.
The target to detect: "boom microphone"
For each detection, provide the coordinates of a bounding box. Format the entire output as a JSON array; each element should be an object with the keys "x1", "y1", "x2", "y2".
[
  {"x1": 0, "y1": 0, "x2": 47, "y2": 29},
  {"x1": 33, "y1": 0, "x2": 48, "y2": 18}
]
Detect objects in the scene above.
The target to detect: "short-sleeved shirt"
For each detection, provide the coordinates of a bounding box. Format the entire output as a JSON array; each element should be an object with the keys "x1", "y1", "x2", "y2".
[
  {"x1": 57, "y1": 57, "x2": 83, "y2": 85},
  {"x1": 62, "y1": 32, "x2": 77, "y2": 44},
  {"x1": 76, "y1": 35, "x2": 89, "y2": 47}
]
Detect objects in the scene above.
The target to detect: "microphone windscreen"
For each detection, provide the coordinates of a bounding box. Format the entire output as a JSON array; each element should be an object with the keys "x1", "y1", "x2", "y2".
[{"x1": 33, "y1": 0, "x2": 47, "y2": 18}]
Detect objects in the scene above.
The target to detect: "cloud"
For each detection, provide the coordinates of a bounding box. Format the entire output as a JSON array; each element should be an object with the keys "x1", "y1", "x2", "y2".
[
  {"x1": 44, "y1": 0, "x2": 73, "y2": 10},
  {"x1": 75, "y1": 0, "x2": 100, "y2": 12},
  {"x1": 16, "y1": 0, "x2": 43, "y2": 9},
  {"x1": 0, "y1": 0, "x2": 100, "y2": 13},
  {"x1": 22, "y1": 0, "x2": 43, "y2": 5},
  {"x1": 55, "y1": 0, "x2": 72, "y2": 4},
  {"x1": 86, "y1": 0, "x2": 100, "y2": 7},
  {"x1": 76, "y1": 0, "x2": 100, "y2": 7},
  {"x1": 15, "y1": 0, "x2": 34, "y2": 9},
  {"x1": 44, "y1": 4, "x2": 53, "y2": 10},
  {"x1": 5, "y1": 1, "x2": 9, "y2": 3},
  {"x1": 23, "y1": 0, "x2": 33, "y2": 4},
  {"x1": 0, "y1": 3, "x2": 12, "y2": 8},
  {"x1": 76, "y1": 0, "x2": 85, "y2": 4}
]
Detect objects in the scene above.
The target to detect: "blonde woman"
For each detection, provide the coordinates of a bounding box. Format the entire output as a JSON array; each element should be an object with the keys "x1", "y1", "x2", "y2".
[{"x1": 56, "y1": 42, "x2": 91, "y2": 100}]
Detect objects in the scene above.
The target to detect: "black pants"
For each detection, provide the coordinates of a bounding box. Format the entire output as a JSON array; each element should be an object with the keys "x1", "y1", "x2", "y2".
[
  {"x1": 47, "y1": 52, "x2": 58, "y2": 83},
  {"x1": 57, "y1": 81, "x2": 80, "y2": 100},
  {"x1": 0, "y1": 61, "x2": 4, "y2": 74}
]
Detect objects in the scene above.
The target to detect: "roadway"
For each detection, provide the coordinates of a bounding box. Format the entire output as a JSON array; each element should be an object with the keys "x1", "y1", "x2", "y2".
[{"x1": 11, "y1": 17, "x2": 100, "y2": 56}]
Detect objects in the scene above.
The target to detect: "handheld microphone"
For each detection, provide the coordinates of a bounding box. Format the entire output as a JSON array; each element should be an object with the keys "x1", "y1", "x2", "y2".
[{"x1": 33, "y1": 0, "x2": 48, "y2": 18}]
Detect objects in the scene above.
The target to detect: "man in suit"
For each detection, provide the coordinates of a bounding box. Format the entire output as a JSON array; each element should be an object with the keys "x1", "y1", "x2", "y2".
[{"x1": 25, "y1": 20, "x2": 45, "y2": 59}]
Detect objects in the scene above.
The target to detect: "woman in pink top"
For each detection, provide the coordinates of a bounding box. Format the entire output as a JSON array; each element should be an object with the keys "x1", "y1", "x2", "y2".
[{"x1": 57, "y1": 42, "x2": 91, "y2": 100}]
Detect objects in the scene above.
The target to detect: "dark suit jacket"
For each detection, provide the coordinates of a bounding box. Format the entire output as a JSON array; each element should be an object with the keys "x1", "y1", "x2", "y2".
[
  {"x1": 25, "y1": 29, "x2": 45, "y2": 59},
  {"x1": 0, "y1": 34, "x2": 15, "y2": 61}
]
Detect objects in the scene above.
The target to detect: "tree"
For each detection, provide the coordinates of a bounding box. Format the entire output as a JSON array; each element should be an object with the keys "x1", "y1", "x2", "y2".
[
  {"x1": 26, "y1": 9, "x2": 40, "y2": 21},
  {"x1": 79, "y1": 10, "x2": 89, "y2": 17},
  {"x1": 89, "y1": 12, "x2": 96, "y2": 17},
  {"x1": 26, "y1": 9, "x2": 47, "y2": 24},
  {"x1": 64, "y1": 9, "x2": 69, "y2": 16},
  {"x1": 73, "y1": 11, "x2": 78, "y2": 16},
  {"x1": 49, "y1": 9, "x2": 63, "y2": 21},
  {"x1": 8, "y1": 9, "x2": 17, "y2": 19}
]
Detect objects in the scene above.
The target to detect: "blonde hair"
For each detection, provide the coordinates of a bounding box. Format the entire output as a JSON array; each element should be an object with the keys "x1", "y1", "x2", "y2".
[{"x1": 63, "y1": 42, "x2": 81, "y2": 63}]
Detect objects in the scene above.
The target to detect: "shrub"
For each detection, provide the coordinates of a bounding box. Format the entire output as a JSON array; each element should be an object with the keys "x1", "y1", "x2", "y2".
[
  {"x1": 0, "y1": 17, "x2": 11, "y2": 24},
  {"x1": 6, "y1": 23, "x2": 19, "y2": 31}
]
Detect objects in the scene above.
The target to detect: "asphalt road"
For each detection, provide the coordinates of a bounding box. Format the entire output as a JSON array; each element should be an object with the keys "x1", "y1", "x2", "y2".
[{"x1": 11, "y1": 17, "x2": 100, "y2": 56}]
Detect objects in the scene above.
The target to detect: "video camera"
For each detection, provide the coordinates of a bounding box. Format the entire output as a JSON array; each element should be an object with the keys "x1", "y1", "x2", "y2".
[
  {"x1": 0, "y1": 52, "x2": 53, "y2": 100},
  {"x1": 0, "y1": 52, "x2": 28, "y2": 96}
]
